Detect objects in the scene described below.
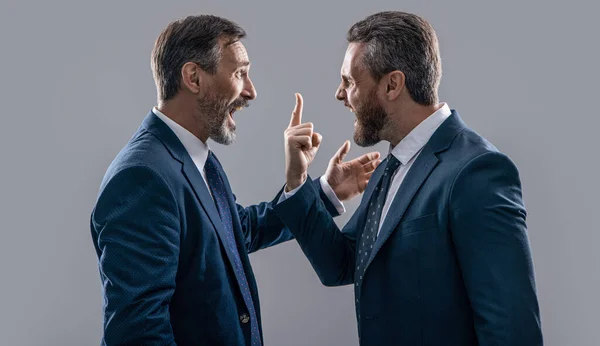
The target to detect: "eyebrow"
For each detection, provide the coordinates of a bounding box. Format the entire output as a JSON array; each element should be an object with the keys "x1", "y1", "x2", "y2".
[{"x1": 224, "y1": 38, "x2": 240, "y2": 47}]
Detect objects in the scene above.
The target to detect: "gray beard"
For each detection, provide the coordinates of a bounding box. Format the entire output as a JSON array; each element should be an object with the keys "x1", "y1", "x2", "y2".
[
  {"x1": 353, "y1": 103, "x2": 388, "y2": 147},
  {"x1": 196, "y1": 95, "x2": 236, "y2": 145}
]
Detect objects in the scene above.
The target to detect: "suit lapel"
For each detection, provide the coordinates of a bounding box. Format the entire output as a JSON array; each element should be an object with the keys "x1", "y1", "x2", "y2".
[
  {"x1": 141, "y1": 111, "x2": 245, "y2": 279},
  {"x1": 181, "y1": 157, "x2": 255, "y2": 304},
  {"x1": 360, "y1": 110, "x2": 467, "y2": 268},
  {"x1": 180, "y1": 159, "x2": 235, "y2": 252},
  {"x1": 366, "y1": 147, "x2": 439, "y2": 267}
]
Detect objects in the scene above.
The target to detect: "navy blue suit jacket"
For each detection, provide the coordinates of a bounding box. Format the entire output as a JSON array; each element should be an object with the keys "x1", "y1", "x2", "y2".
[
  {"x1": 90, "y1": 111, "x2": 339, "y2": 345},
  {"x1": 274, "y1": 111, "x2": 543, "y2": 346}
]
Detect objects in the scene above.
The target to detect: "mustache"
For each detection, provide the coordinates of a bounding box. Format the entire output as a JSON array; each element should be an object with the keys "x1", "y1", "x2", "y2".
[{"x1": 230, "y1": 98, "x2": 249, "y2": 110}]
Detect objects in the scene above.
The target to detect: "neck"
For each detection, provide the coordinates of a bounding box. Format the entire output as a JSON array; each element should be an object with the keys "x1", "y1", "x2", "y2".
[
  {"x1": 157, "y1": 98, "x2": 209, "y2": 143},
  {"x1": 385, "y1": 101, "x2": 443, "y2": 146}
]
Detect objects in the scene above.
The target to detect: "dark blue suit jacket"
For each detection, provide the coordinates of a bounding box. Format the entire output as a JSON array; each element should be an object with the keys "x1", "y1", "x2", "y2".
[
  {"x1": 90, "y1": 111, "x2": 338, "y2": 345},
  {"x1": 274, "y1": 111, "x2": 543, "y2": 346}
]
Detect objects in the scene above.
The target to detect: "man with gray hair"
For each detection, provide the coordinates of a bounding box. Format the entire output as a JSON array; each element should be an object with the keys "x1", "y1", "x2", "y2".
[
  {"x1": 276, "y1": 11, "x2": 543, "y2": 345},
  {"x1": 89, "y1": 14, "x2": 379, "y2": 345}
]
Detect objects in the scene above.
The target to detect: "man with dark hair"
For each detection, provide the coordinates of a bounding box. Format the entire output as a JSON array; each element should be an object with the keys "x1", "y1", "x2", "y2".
[
  {"x1": 90, "y1": 14, "x2": 379, "y2": 345},
  {"x1": 276, "y1": 11, "x2": 543, "y2": 345}
]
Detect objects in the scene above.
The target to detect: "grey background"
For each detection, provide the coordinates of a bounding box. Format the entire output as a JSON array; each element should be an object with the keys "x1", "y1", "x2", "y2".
[{"x1": 0, "y1": 0, "x2": 598, "y2": 345}]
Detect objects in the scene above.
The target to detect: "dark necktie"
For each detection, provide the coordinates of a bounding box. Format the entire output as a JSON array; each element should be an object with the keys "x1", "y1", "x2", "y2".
[
  {"x1": 354, "y1": 154, "x2": 401, "y2": 292},
  {"x1": 204, "y1": 151, "x2": 261, "y2": 346}
]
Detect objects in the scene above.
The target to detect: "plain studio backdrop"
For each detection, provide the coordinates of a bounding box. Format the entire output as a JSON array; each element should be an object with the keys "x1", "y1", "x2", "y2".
[{"x1": 1, "y1": 0, "x2": 598, "y2": 345}]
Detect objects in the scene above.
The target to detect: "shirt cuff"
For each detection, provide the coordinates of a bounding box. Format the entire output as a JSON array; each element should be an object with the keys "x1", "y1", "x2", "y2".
[
  {"x1": 278, "y1": 180, "x2": 306, "y2": 204},
  {"x1": 319, "y1": 176, "x2": 346, "y2": 215}
]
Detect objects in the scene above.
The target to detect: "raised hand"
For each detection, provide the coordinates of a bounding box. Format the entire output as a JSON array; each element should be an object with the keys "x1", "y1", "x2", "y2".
[
  {"x1": 284, "y1": 93, "x2": 322, "y2": 191},
  {"x1": 325, "y1": 140, "x2": 381, "y2": 201}
]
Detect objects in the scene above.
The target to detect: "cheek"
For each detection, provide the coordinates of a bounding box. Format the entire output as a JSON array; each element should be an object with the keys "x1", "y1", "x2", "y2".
[
  {"x1": 230, "y1": 79, "x2": 245, "y2": 99},
  {"x1": 218, "y1": 77, "x2": 241, "y2": 99},
  {"x1": 348, "y1": 88, "x2": 360, "y2": 107}
]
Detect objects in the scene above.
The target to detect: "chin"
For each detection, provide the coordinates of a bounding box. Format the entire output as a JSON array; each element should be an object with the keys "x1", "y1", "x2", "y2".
[
  {"x1": 214, "y1": 133, "x2": 236, "y2": 146},
  {"x1": 208, "y1": 115, "x2": 237, "y2": 145},
  {"x1": 353, "y1": 126, "x2": 380, "y2": 147}
]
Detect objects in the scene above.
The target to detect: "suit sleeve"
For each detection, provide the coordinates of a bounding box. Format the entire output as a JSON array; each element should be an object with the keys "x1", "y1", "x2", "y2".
[
  {"x1": 237, "y1": 177, "x2": 341, "y2": 254},
  {"x1": 235, "y1": 191, "x2": 294, "y2": 254},
  {"x1": 316, "y1": 176, "x2": 345, "y2": 216},
  {"x1": 449, "y1": 152, "x2": 543, "y2": 346},
  {"x1": 91, "y1": 166, "x2": 179, "y2": 346},
  {"x1": 272, "y1": 175, "x2": 360, "y2": 286}
]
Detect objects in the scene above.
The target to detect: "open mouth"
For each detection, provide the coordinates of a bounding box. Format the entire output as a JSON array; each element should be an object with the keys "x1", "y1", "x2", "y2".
[
  {"x1": 230, "y1": 105, "x2": 244, "y2": 116},
  {"x1": 347, "y1": 106, "x2": 357, "y2": 124},
  {"x1": 228, "y1": 105, "x2": 245, "y2": 122}
]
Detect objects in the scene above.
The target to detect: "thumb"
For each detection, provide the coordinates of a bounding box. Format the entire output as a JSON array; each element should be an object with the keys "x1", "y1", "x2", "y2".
[
  {"x1": 334, "y1": 140, "x2": 351, "y2": 164},
  {"x1": 310, "y1": 132, "x2": 322, "y2": 155},
  {"x1": 312, "y1": 132, "x2": 322, "y2": 148}
]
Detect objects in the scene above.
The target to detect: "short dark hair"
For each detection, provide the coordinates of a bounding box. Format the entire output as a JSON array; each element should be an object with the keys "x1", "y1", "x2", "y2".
[
  {"x1": 151, "y1": 15, "x2": 246, "y2": 101},
  {"x1": 347, "y1": 11, "x2": 441, "y2": 105}
]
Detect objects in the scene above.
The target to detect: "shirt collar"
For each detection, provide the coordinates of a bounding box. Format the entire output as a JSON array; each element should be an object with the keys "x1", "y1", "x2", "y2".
[
  {"x1": 152, "y1": 107, "x2": 210, "y2": 171},
  {"x1": 390, "y1": 103, "x2": 451, "y2": 165}
]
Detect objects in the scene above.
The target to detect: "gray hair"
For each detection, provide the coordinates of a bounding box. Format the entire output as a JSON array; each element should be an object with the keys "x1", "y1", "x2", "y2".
[
  {"x1": 347, "y1": 11, "x2": 441, "y2": 105},
  {"x1": 151, "y1": 15, "x2": 246, "y2": 101}
]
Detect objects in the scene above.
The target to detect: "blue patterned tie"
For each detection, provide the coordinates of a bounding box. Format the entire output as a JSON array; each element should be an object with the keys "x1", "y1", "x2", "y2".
[
  {"x1": 204, "y1": 151, "x2": 261, "y2": 346},
  {"x1": 354, "y1": 154, "x2": 401, "y2": 300}
]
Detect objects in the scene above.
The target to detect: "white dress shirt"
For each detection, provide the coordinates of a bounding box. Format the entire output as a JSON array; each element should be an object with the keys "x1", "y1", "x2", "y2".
[
  {"x1": 281, "y1": 103, "x2": 451, "y2": 236},
  {"x1": 153, "y1": 107, "x2": 211, "y2": 190},
  {"x1": 152, "y1": 107, "x2": 345, "y2": 213},
  {"x1": 376, "y1": 103, "x2": 451, "y2": 235}
]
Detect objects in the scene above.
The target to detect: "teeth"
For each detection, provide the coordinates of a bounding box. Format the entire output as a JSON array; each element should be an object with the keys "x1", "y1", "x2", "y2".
[{"x1": 236, "y1": 106, "x2": 243, "y2": 111}]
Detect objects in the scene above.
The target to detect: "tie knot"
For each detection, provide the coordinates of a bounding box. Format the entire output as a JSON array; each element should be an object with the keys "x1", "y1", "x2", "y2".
[
  {"x1": 204, "y1": 151, "x2": 223, "y2": 180},
  {"x1": 385, "y1": 154, "x2": 401, "y2": 172},
  {"x1": 205, "y1": 150, "x2": 218, "y2": 166}
]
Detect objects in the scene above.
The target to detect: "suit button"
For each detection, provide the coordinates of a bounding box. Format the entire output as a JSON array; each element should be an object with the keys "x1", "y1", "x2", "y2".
[{"x1": 240, "y1": 313, "x2": 250, "y2": 324}]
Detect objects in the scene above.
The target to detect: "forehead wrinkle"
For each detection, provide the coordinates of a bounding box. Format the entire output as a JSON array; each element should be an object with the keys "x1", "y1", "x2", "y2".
[{"x1": 220, "y1": 41, "x2": 250, "y2": 70}]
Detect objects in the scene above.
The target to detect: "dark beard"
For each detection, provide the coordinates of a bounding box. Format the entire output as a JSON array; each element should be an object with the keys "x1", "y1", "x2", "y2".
[
  {"x1": 196, "y1": 92, "x2": 248, "y2": 145},
  {"x1": 353, "y1": 91, "x2": 388, "y2": 147}
]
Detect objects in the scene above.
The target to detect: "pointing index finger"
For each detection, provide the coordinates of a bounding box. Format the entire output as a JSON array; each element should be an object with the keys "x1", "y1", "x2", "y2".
[{"x1": 289, "y1": 93, "x2": 303, "y2": 128}]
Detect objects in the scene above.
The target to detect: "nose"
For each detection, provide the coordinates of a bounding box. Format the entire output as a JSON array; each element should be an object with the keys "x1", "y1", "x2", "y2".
[
  {"x1": 335, "y1": 83, "x2": 345, "y2": 101},
  {"x1": 241, "y1": 76, "x2": 257, "y2": 100}
]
